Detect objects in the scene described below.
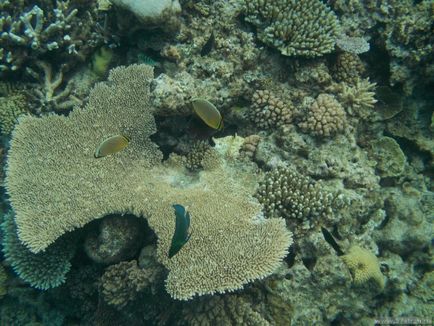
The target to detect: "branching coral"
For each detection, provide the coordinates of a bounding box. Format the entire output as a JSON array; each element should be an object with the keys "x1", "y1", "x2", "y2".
[
  {"x1": 242, "y1": 0, "x2": 340, "y2": 57},
  {"x1": 184, "y1": 141, "x2": 216, "y2": 171},
  {"x1": 250, "y1": 90, "x2": 293, "y2": 129},
  {"x1": 26, "y1": 61, "x2": 82, "y2": 112},
  {"x1": 255, "y1": 166, "x2": 334, "y2": 221},
  {"x1": 0, "y1": 0, "x2": 104, "y2": 75},
  {"x1": 335, "y1": 78, "x2": 377, "y2": 117},
  {"x1": 0, "y1": 211, "x2": 76, "y2": 290},
  {"x1": 298, "y1": 94, "x2": 348, "y2": 137},
  {"x1": 335, "y1": 35, "x2": 370, "y2": 54},
  {"x1": 331, "y1": 0, "x2": 433, "y2": 94},
  {"x1": 0, "y1": 263, "x2": 7, "y2": 298},
  {"x1": 101, "y1": 260, "x2": 157, "y2": 308},
  {"x1": 331, "y1": 52, "x2": 365, "y2": 85},
  {"x1": 6, "y1": 64, "x2": 292, "y2": 300}
]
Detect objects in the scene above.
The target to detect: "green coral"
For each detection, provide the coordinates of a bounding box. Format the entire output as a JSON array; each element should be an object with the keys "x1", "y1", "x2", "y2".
[
  {"x1": 242, "y1": 0, "x2": 340, "y2": 57},
  {"x1": 91, "y1": 46, "x2": 114, "y2": 77},
  {"x1": 0, "y1": 263, "x2": 7, "y2": 298},
  {"x1": 0, "y1": 93, "x2": 28, "y2": 135},
  {"x1": 0, "y1": 211, "x2": 76, "y2": 290}
]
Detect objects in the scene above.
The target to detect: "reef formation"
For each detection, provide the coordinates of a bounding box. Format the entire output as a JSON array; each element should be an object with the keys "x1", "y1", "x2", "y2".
[{"x1": 0, "y1": 0, "x2": 432, "y2": 325}]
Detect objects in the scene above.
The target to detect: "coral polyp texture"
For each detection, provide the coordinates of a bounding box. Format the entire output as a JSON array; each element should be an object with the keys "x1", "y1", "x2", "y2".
[
  {"x1": 250, "y1": 90, "x2": 293, "y2": 129},
  {"x1": 242, "y1": 0, "x2": 340, "y2": 57},
  {"x1": 101, "y1": 260, "x2": 153, "y2": 308},
  {"x1": 255, "y1": 166, "x2": 334, "y2": 221},
  {"x1": 6, "y1": 64, "x2": 292, "y2": 300},
  {"x1": 341, "y1": 246, "x2": 385, "y2": 289},
  {"x1": 331, "y1": 52, "x2": 366, "y2": 85},
  {"x1": 335, "y1": 78, "x2": 377, "y2": 117},
  {"x1": 298, "y1": 94, "x2": 348, "y2": 137},
  {"x1": 1, "y1": 211, "x2": 75, "y2": 290},
  {"x1": 0, "y1": 93, "x2": 28, "y2": 135}
]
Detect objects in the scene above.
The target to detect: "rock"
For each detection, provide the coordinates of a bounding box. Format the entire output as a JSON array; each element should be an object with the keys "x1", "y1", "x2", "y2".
[{"x1": 110, "y1": 0, "x2": 181, "y2": 24}]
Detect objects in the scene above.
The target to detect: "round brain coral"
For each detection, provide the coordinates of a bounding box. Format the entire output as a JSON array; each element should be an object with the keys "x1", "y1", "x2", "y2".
[{"x1": 342, "y1": 246, "x2": 385, "y2": 289}]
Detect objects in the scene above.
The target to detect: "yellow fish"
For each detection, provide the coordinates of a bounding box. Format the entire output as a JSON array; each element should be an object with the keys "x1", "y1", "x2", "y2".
[
  {"x1": 192, "y1": 98, "x2": 224, "y2": 130},
  {"x1": 94, "y1": 135, "x2": 129, "y2": 158}
]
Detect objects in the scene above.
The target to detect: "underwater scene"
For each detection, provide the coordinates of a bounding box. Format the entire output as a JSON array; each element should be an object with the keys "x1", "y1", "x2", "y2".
[{"x1": 0, "y1": 0, "x2": 433, "y2": 325}]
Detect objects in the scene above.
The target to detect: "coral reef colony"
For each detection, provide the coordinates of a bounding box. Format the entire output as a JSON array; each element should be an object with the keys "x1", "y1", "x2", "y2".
[{"x1": 0, "y1": 0, "x2": 432, "y2": 325}]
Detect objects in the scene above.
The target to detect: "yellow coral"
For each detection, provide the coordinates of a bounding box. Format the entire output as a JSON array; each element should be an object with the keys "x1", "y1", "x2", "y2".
[{"x1": 342, "y1": 246, "x2": 385, "y2": 289}]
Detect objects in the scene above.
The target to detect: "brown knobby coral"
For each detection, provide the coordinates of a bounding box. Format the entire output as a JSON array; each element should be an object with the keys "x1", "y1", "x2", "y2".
[
  {"x1": 250, "y1": 90, "x2": 293, "y2": 129},
  {"x1": 298, "y1": 94, "x2": 348, "y2": 137}
]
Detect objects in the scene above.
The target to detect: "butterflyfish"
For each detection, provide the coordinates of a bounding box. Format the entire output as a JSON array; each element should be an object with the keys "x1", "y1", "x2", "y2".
[
  {"x1": 192, "y1": 98, "x2": 224, "y2": 131},
  {"x1": 94, "y1": 135, "x2": 129, "y2": 158},
  {"x1": 169, "y1": 204, "x2": 192, "y2": 258}
]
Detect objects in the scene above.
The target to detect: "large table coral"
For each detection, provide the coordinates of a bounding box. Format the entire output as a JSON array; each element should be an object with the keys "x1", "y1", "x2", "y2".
[{"x1": 6, "y1": 64, "x2": 292, "y2": 300}]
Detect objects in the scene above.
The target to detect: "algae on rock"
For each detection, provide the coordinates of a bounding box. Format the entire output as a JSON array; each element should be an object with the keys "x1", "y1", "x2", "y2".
[{"x1": 371, "y1": 136, "x2": 406, "y2": 178}]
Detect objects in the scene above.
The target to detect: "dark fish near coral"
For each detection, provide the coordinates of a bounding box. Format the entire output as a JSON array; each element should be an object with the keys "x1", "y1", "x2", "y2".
[
  {"x1": 94, "y1": 135, "x2": 129, "y2": 158},
  {"x1": 192, "y1": 98, "x2": 224, "y2": 131},
  {"x1": 375, "y1": 86, "x2": 403, "y2": 119},
  {"x1": 321, "y1": 227, "x2": 344, "y2": 256},
  {"x1": 169, "y1": 204, "x2": 192, "y2": 258},
  {"x1": 200, "y1": 31, "x2": 215, "y2": 56}
]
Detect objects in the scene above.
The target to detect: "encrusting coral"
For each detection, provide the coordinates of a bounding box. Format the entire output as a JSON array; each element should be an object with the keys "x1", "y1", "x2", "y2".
[
  {"x1": 0, "y1": 263, "x2": 7, "y2": 298},
  {"x1": 6, "y1": 64, "x2": 292, "y2": 300},
  {"x1": 101, "y1": 260, "x2": 155, "y2": 308},
  {"x1": 0, "y1": 93, "x2": 28, "y2": 135},
  {"x1": 341, "y1": 246, "x2": 385, "y2": 289},
  {"x1": 84, "y1": 215, "x2": 145, "y2": 264},
  {"x1": 242, "y1": 0, "x2": 340, "y2": 57},
  {"x1": 298, "y1": 94, "x2": 348, "y2": 137},
  {"x1": 370, "y1": 137, "x2": 407, "y2": 178}
]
